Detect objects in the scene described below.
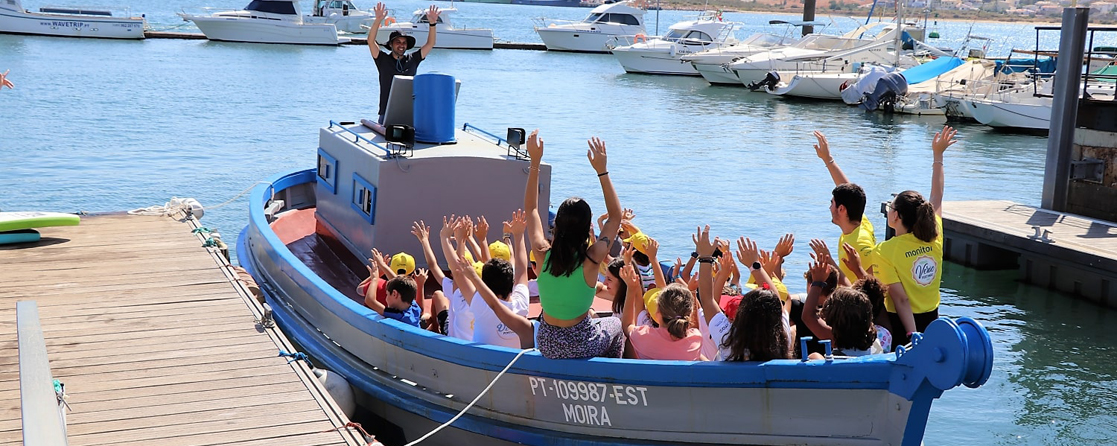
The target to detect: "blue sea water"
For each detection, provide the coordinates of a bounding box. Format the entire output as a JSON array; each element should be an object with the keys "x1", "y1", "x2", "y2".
[{"x1": 2, "y1": 1, "x2": 1116, "y2": 444}]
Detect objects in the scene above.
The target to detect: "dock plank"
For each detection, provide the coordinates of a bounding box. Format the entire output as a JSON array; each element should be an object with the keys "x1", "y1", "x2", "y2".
[{"x1": 0, "y1": 214, "x2": 362, "y2": 446}]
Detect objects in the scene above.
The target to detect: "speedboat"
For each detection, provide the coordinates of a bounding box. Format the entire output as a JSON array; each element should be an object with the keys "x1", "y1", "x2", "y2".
[
  {"x1": 534, "y1": 0, "x2": 645, "y2": 53},
  {"x1": 759, "y1": 40, "x2": 925, "y2": 100},
  {"x1": 608, "y1": 11, "x2": 739, "y2": 76},
  {"x1": 303, "y1": 0, "x2": 374, "y2": 34},
  {"x1": 681, "y1": 31, "x2": 798, "y2": 85},
  {"x1": 0, "y1": 0, "x2": 146, "y2": 39},
  {"x1": 237, "y1": 73, "x2": 994, "y2": 446},
  {"x1": 178, "y1": 0, "x2": 349, "y2": 46},
  {"x1": 729, "y1": 22, "x2": 919, "y2": 86},
  {"x1": 376, "y1": 7, "x2": 494, "y2": 50}
]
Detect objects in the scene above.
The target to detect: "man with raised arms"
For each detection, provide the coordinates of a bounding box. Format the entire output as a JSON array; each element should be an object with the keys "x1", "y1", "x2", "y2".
[
  {"x1": 813, "y1": 131, "x2": 877, "y2": 285},
  {"x1": 367, "y1": 2, "x2": 440, "y2": 123}
]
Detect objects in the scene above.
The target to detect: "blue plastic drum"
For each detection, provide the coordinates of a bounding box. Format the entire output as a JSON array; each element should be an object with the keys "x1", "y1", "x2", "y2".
[{"x1": 413, "y1": 73, "x2": 456, "y2": 144}]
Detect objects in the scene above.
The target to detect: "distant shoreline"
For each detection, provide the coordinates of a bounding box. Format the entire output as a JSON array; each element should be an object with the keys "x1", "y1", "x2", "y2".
[{"x1": 657, "y1": 1, "x2": 1107, "y2": 25}]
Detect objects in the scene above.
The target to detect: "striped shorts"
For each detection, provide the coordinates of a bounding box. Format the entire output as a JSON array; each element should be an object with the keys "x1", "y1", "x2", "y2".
[{"x1": 536, "y1": 313, "x2": 625, "y2": 360}]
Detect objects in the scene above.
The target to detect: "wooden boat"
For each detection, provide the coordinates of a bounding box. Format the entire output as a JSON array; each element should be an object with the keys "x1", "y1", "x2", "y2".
[{"x1": 237, "y1": 76, "x2": 994, "y2": 445}]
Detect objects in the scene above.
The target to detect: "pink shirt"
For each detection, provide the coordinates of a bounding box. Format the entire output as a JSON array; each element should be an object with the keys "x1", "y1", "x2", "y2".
[{"x1": 629, "y1": 325, "x2": 708, "y2": 361}]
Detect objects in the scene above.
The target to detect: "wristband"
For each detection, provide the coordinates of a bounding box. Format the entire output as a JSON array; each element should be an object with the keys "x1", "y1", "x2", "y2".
[
  {"x1": 697, "y1": 256, "x2": 715, "y2": 264},
  {"x1": 690, "y1": 251, "x2": 699, "y2": 259},
  {"x1": 597, "y1": 171, "x2": 609, "y2": 177},
  {"x1": 810, "y1": 281, "x2": 827, "y2": 288}
]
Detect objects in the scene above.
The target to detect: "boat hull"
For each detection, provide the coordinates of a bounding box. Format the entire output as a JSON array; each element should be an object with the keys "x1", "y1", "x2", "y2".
[
  {"x1": 0, "y1": 7, "x2": 145, "y2": 39},
  {"x1": 183, "y1": 15, "x2": 344, "y2": 45},
  {"x1": 767, "y1": 72, "x2": 855, "y2": 100},
  {"x1": 536, "y1": 26, "x2": 638, "y2": 53},
  {"x1": 691, "y1": 62, "x2": 741, "y2": 84},
  {"x1": 376, "y1": 25, "x2": 493, "y2": 50},
  {"x1": 238, "y1": 132, "x2": 995, "y2": 445},
  {"x1": 611, "y1": 47, "x2": 698, "y2": 75},
  {"x1": 969, "y1": 98, "x2": 1050, "y2": 131}
]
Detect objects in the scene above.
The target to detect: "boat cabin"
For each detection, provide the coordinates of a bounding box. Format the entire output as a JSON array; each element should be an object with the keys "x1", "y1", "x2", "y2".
[
  {"x1": 243, "y1": 0, "x2": 299, "y2": 16},
  {"x1": 312, "y1": 0, "x2": 360, "y2": 17}
]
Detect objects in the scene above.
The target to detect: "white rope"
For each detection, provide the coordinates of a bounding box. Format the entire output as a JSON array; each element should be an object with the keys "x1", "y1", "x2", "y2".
[
  {"x1": 403, "y1": 348, "x2": 536, "y2": 446},
  {"x1": 205, "y1": 181, "x2": 270, "y2": 211}
]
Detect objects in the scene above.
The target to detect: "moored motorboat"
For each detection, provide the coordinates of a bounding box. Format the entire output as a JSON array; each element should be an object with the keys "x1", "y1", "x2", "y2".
[
  {"x1": 376, "y1": 7, "x2": 493, "y2": 50},
  {"x1": 608, "y1": 11, "x2": 739, "y2": 76},
  {"x1": 681, "y1": 32, "x2": 796, "y2": 84},
  {"x1": 0, "y1": 0, "x2": 146, "y2": 39},
  {"x1": 534, "y1": 0, "x2": 645, "y2": 53},
  {"x1": 178, "y1": 0, "x2": 348, "y2": 46},
  {"x1": 303, "y1": 0, "x2": 374, "y2": 34},
  {"x1": 237, "y1": 73, "x2": 994, "y2": 446}
]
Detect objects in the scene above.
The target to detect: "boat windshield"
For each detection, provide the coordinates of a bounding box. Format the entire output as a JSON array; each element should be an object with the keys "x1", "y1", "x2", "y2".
[
  {"x1": 245, "y1": 0, "x2": 297, "y2": 15},
  {"x1": 591, "y1": 13, "x2": 639, "y2": 25},
  {"x1": 416, "y1": 14, "x2": 445, "y2": 24},
  {"x1": 741, "y1": 33, "x2": 792, "y2": 47}
]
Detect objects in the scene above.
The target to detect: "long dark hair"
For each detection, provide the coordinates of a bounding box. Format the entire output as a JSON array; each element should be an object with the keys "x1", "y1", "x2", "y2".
[
  {"x1": 822, "y1": 288, "x2": 877, "y2": 352},
  {"x1": 657, "y1": 284, "x2": 695, "y2": 340},
  {"x1": 722, "y1": 289, "x2": 791, "y2": 362},
  {"x1": 853, "y1": 277, "x2": 886, "y2": 323},
  {"x1": 606, "y1": 258, "x2": 627, "y2": 315},
  {"x1": 544, "y1": 197, "x2": 592, "y2": 278},
  {"x1": 893, "y1": 191, "x2": 938, "y2": 243}
]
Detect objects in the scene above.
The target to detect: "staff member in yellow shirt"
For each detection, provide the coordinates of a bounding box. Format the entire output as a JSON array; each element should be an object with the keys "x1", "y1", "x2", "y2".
[
  {"x1": 813, "y1": 130, "x2": 877, "y2": 284},
  {"x1": 872, "y1": 125, "x2": 958, "y2": 350}
]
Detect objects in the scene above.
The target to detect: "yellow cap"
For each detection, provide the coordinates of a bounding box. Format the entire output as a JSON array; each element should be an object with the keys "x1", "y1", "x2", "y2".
[
  {"x1": 489, "y1": 241, "x2": 511, "y2": 262},
  {"x1": 624, "y1": 232, "x2": 650, "y2": 255},
  {"x1": 529, "y1": 250, "x2": 536, "y2": 263},
  {"x1": 642, "y1": 288, "x2": 661, "y2": 324},
  {"x1": 473, "y1": 261, "x2": 485, "y2": 277},
  {"x1": 390, "y1": 252, "x2": 415, "y2": 275}
]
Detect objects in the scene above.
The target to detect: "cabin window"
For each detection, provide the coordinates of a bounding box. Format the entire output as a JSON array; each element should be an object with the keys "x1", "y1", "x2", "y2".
[
  {"x1": 418, "y1": 16, "x2": 445, "y2": 24},
  {"x1": 245, "y1": 0, "x2": 297, "y2": 15},
  {"x1": 587, "y1": 12, "x2": 604, "y2": 22},
  {"x1": 316, "y1": 148, "x2": 337, "y2": 194},
  {"x1": 351, "y1": 174, "x2": 377, "y2": 224},
  {"x1": 684, "y1": 31, "x2": 712, "y2": 42},
  {"x1": 609, "y1": 14, "x2": 640, "y2": 25}
]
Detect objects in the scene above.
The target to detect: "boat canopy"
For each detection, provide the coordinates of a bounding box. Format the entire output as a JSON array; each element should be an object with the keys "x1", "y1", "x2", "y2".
[
  {"x1": 901, "y1": 56, "x2": 964, "y2": 84},
  {"x1": 768, "y1": 19, "x2": 827, "y2": 27},
  {"x1": 245, "y1": 0, "x2": 298, "y2": 15}
]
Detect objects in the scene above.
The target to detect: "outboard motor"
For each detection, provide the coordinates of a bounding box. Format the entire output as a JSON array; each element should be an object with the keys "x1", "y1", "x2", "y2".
[
  {"x1": 860, "y1": 72, "x2": 908, "y2": 112},
  {"x1": 746, "y1": 71, "x2": 781, "y2": 92}
]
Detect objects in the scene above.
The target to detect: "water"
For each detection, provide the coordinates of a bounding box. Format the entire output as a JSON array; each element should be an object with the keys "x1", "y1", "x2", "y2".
[{"x1": 2, "y1": 2, "x2": 1116, "y2": 444}]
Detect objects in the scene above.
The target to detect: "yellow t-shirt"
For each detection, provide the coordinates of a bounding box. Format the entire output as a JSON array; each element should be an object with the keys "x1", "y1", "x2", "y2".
[
  {"x1": 838, "y1": 216, "x2": 877, "y2": 283},
  {"x1": 871, "y1": 216, "x2": 943, "y2": 314}
]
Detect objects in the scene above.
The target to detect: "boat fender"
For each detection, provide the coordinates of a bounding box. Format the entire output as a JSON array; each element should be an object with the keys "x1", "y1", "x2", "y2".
[
  {"x1": 384, "y1": 16, "x2": 396, "y2": 26},
  {"x1": 314, "y1": 368, "x2": 357, "y2": 419},
  {"x1": 633, "y1": 33, "x2": 646, "y2": 43}
]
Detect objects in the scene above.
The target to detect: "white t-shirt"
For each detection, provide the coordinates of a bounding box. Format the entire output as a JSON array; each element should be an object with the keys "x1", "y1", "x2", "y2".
[
  {"x1": 443, "y1": 277, "x2": 474, "y2": 341},
  {"x1": 697, "y1": 307, "x2": 718, "y2": 362},
  {"x1": 470, "y1": 284, "x2": 530, "y2": 348},
  {"x1": 527, "y1": 279, "x2": 539, "y2": 297},
  {"x1": 707, "y1": 311, "x2": 792, "y2": 362}
]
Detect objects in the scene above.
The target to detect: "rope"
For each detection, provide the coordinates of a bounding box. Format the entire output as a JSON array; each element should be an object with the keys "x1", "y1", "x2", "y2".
[
  {"x1": 404, "y1": 348, "x2": 535, "y2": 446},
  {"x1": 278, "y1": 350, "x2": 310, "y2": 364},
  {"x1": 205, "y1": 181, "x2": 270, "y2": 211},
  {"x1": 322, "y1": 421, "x2": 379, "y2": 445}
]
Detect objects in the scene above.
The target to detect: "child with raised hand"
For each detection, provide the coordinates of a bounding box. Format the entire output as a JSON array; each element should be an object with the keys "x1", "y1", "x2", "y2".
[
  {"x1": 802, "y1": 262, "x2": 881, "y2": 357},
  {"x1": 695, "y1": 227, "x2": 790, "y2": 361},
  {"x1": 871, "y1": 125, "x2": 958, "y2": 350},
  {"x1": 853, "y1": 276, "x2": 892, "y2": 353},
  {"x1": 362, "y1": 263, "x2": 422, "y2": 327},
  {"x1": 436, "y1": 215, "x2": 476, "y2": 341},
  {"x1": 619, "y1": 264, "x2": 707, "y2": 361}
]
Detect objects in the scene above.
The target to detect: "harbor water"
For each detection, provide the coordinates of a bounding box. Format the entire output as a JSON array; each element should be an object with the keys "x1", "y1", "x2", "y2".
[{"x1": 2, "y1": 1, "x2": 1116, "y2": 443}]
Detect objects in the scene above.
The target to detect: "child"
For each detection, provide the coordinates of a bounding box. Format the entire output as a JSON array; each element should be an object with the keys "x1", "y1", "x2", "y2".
[
  {"x1": 620, "y1": 266, "x2": 706, "y2": 361},
  {"x1": 802, "y1": 262, "x2": 883, "y2": 357},
  {"x1": 363, "y1": 270, "x2": 421, "y2": 327}
]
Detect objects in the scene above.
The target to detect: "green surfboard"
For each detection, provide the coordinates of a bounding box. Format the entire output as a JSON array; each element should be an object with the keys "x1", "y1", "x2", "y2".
[{"x1": 0, "y1": 212, "x2": 81, "y2": 232}]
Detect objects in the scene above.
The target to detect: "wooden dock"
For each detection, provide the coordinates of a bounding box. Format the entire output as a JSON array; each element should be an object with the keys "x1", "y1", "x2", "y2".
[
  {"x1": 942, "y1": 200, "x2": 1117, "y2": 308},
  {"x1": 142, "y1": 31, "x2": 548, "y2": 50},
  {"x1": 0, "y1": 213, "x2": 367, "y2": 445}
]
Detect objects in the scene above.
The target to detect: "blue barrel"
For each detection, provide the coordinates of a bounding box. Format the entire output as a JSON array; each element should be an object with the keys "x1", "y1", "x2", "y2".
[{"x1": 413, "y1": 73, "x2": 456, "y2": 144}]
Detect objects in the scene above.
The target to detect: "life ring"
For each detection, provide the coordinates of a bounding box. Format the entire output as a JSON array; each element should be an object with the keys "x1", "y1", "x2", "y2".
[
  {"x1": 633, "y1": 33, "x2": 646, "y2": 43},
  {"x1": 383, "y1": 17, "x2": 396, "y2": 26}
]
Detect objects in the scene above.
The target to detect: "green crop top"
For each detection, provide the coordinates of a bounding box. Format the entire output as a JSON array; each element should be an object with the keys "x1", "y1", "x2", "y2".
[{"x1": 535, "y1": 251, "x2": 595, "y2": 320}]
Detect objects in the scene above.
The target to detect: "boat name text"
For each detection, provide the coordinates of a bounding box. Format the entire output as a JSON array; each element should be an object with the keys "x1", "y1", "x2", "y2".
[
  {"x1": 529, "y1": 377, "x2": 650, "y2": 426},
  {"x1": 41, "y1": 21, "x2": 89, "y2": 28}
]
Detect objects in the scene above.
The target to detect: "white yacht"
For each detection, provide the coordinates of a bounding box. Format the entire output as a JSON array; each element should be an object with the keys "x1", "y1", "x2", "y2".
[
  {"x1": 0, "y1": 0, "x2": 146, "y2": 39},
  {"x1": 761, "y1": 38, "x2": 925, "y2": 100},
  {"x1": 681, "y1": 32, "x2": 797, "y2": 85},
  {"x1": 375, "y1": 7, "x2": 493, "y2": 49},
  {"x1": 179, "y1": 0, "x2": 348, "y2": 46},
  {"x1": 303, "y1": 0, "x2": 373, "y2": 34},
  {"x1": 728, "y1": 22, "x2": 916, "y2": 86},
  {"x1": 609, "y1": 12, "x2": 738, "y2": 76},
  {"x1": 534, "y1": 0, "x2": 645, "y2": 53}
]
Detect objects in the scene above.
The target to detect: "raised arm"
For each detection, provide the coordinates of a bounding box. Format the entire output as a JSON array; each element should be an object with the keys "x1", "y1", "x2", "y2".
[
  {"x1": 452, "y1": 253, "x2": 534, "y2": 349},
  {"x1": 367, "y1": 2, "x2": 388, "y2": 59},
  {"x1": 586, "y1": 137, "x2": 622, "y2": 265},
  {"x1": 840, "y1": 242, "x2": 868, "y2": 281},
  {"x1": 930, "y1": 125, "x2": 957, "y2": 217},
  {"x1": 452, "y1": 218, "x2": 477, "y2": 304},
  {"x1": 371, "y1": 248, "x2": 395, "y2": 279},
  {"x1": 508, "y1": 210, "x2": 530, "y2": 286},
  {"x1": 802, "y1": 261, "x2": 834, "y2": 341},
  {"x1": 1, "y1": 70, "x2": 13, "y2": 90},
  {"x1": 737, "y1": 237, "x2": 778, "y2": 295},
  {"x1": 474, "y1": 216, "x2": 491, "y2": 262},
  {"x1": 419, "y1": 5, "x2": 439, "y2": 59},
  {"x1": 694, "y1": 226, "x2": 721, "y2": 326},
  {"x1": 362, "y1": 265, "x2": 387, "y2": 316},
  {"x1": 814, "y1": 131, "x2": 851, "y2": 186},
  {"x1": 412, "y1": 220, "x2": 446, "y2": 284},
  {"x1": 713, "y1": 243, "x2": 734, "y2": 297},
  {"x1": 619, "y1": 263, "x2": 642, "y2": 334},
  {"x1": 523, "y1": 130, "x2": 551, "y2": 259},
  {"x1": 644, "y1": 237, "x2": 668, "y2": 291}
]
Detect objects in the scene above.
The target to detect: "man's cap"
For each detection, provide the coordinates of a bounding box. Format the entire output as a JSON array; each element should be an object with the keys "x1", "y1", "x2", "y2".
[
  {"x1": 390, "y1": 252, "x2": 416, "y2": 276},
  {"x1": 383, "y1": 31, "x2": 416, "y2": 50},
  {"x1": 489, "y1": 241, "x2": 511, "y2": 262},
  {"x1": 624, "y1": 232, "x2": 651, "y2": 255}
]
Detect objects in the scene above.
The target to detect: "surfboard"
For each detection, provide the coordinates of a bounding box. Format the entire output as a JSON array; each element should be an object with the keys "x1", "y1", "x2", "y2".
[
  {"x1": 0, "y1": 212, "x2": 81, "y2": 232},
  {"x1": 0, "y1": 229, "x2": 42, "y2": 245}
]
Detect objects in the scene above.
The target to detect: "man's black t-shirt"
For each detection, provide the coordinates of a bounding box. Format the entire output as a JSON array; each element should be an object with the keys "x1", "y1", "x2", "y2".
[{"x1": 374, "y1": 50, "x2": 424, "y2": 116}]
